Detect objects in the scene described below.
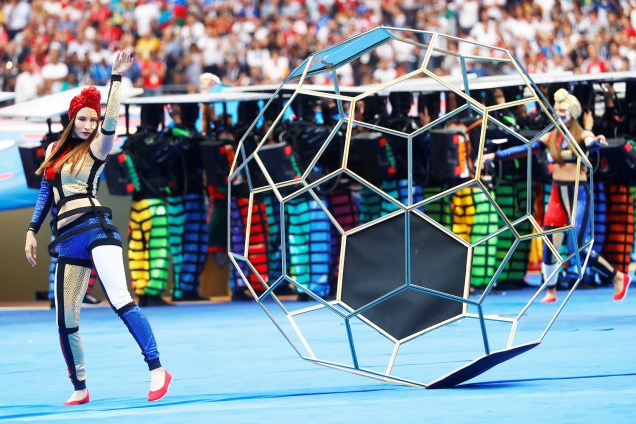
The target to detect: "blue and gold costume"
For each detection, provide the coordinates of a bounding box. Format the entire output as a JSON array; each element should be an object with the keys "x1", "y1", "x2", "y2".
[{"x1": 28, "y1": 81, "x2": 163, "y2": 392}]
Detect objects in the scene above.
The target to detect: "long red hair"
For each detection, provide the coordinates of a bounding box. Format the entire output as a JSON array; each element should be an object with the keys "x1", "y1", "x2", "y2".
[{"x1": 36, "y1": 116, "x2": 97, "y2": 175}]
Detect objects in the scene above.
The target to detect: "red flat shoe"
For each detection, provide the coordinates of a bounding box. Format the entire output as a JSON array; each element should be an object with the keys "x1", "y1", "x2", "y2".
[
  {"x1": 148, "y1": 370, "x2": 172, "y2": 402},
  {"x1": 63, "y1": 390, "x2": 90, "y2": 406},
  {"x1": 614, "y1": 274, "x2": 631, "y2": 301}
]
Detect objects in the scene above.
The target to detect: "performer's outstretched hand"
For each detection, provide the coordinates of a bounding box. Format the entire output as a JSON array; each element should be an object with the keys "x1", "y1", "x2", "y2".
[
  {"x1": 112, "y1": 50, "x2": 134, "y2": 75},
  {"x1": 593, "y1": 134, "x2": 607, "y2": 147},
  {"x1": 481, "y1": 152, "x2": 496, "y2": 171},
  {"x1": 25, "y1": 230, "x2": 37, "y2": 267}
]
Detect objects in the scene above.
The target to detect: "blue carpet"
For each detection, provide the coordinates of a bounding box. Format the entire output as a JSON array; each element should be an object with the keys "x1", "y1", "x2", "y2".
[{"x1": 0, "y1": 288, "x2": 634, "y2": 423}]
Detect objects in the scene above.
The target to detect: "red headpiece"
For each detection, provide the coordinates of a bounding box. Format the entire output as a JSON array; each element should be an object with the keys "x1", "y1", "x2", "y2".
[{"x1": 68, "y1": 87, "x2": 101, "y2": 120}]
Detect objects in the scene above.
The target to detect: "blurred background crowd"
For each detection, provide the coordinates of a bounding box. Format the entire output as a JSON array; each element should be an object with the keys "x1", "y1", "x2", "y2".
[
  {"x1": 1, "y1": 0, "x2": 635, "y2": 102},
  {"x1": 1, "y1": 0, "x2": 635, "y2": 304}
]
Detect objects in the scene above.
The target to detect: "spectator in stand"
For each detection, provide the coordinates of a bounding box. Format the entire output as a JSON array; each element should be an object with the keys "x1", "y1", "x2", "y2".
[
  {"x1": 198, "y1": 23, "x2": 224, "y2": 76},
  {"x1": 67, "y1": 31, "x2": 93, "y2": 63},
  {"x1": 470, "y1": 7, "x2": 499, "y2": 56},
  {"x1": 3, "y1": 0, "x2": 632, "y2": 99},
  {"x1": 222, "y1": 55, "x2": 250, "y2": 86},
  {"x1": 178, "y1": 44, "x2": 204, "y2": 88},
  {"x1": 133, "y1": 0, "x2": 161, "y2": 38},
  {"x1": 60, "y1": 72, "x2": 79, "y2": 92},
  {"x1": 456, "y1": 0, "x2": 481, "y2": 34},
  {"x1": 139, "y1": 49, "x2": 166, "y2": 96},
  {"x1": 585, "y1": 44, "x2": 610, "y2": 73},
  {"x1": 41, "y1": 47, "x2": 69, "y2": 94},
  {"x1": 179, "y1": 11, "x2": 206, "y2": 51},
  {"x1": 14, "y1": 60, "x2": 43, "y2": 103},
  {"x1": 262, "y1": 48, "x2": 289, "y2": 83},
  {"x1": 90, "y1": 57, "x2": 111, "y2": 86},
  {"x1": 136, "y1": 31, "x2": 161, "y2": 60},
  {"x1": 2, "y1": 0, "x2": 31, "y2": 40},
  {"x1": 372, "y1": 58, "x2": 397, "y2": 84},
  {"x1": 88, "y1": 38, "x2": 111, "y2": 67},
  {"x1": 608, "y1": 40, "x2": 627, "y2": 71}
]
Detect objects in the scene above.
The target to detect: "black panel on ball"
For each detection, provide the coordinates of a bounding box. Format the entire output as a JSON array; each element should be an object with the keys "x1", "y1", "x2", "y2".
[
  {"x1": 341, "y1": 214, "x2": 406, "y2": 310},
  {"x1": 341, "y1": 213, "x2": 468, "y2": 340},
  {"x1": 410, "y1": 213, "x2": 467, "y2": 299}
]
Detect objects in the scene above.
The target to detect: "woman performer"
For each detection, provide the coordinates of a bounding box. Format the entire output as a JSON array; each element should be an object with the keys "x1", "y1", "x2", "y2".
[
  {"x1": 24, "y1": 50, "x2": 172, "y2": 405},
  {"x1": 484, "y1": 88, "x2": 631, "y2": 303}
]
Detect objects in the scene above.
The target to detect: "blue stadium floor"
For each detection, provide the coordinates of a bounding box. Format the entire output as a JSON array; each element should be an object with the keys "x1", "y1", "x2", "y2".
[{"x1": 1, "y1": 287, "x2": 634, "y2": 423}]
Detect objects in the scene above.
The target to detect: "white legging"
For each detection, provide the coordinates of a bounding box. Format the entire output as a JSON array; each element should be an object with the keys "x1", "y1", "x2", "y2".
[{"x1": 92, "y1": 245, "x2": 134, "y2": 309}]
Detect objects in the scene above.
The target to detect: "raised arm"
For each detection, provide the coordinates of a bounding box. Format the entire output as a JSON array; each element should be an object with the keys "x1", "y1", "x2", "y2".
[
  {"x1": 92, "y1": 50, "x2": 134, "y2": 160},
  {"x1": 198, "y1": 73, "x2": 219, "y2": 135}
]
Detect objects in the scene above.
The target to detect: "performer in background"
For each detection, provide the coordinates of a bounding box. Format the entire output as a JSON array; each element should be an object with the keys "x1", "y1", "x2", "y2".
[
  {"x1": 484, "y1": 88, "x2": 631, "y2": 303},
  {"x1": 24, "y1": 51, "x2": 172, "y2": 405},
  {"x1": 124, "y1": 105, "x2": 172, "y2": 307},
  {"x1": 165, "y1": 103, "x2": 210, "y2": 301}
]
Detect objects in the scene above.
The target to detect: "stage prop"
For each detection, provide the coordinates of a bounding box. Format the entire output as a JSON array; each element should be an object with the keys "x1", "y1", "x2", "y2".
[
  {"x1": 0, "y1": 140, "x2": 39, "y2": 209},
  {"x1": 228, "y1": 27, "x2": 594, "y2": 388}
]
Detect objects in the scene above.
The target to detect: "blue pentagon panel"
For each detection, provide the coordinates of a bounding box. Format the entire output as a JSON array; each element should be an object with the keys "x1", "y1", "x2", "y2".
[{"x1": 285, "y1": 27, "x2": 394, "y2": 82}]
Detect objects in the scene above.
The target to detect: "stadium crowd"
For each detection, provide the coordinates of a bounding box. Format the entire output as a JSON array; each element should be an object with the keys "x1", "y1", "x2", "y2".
[{"x1": 1, "y1": 0, "x2": 635, "y2": 103}]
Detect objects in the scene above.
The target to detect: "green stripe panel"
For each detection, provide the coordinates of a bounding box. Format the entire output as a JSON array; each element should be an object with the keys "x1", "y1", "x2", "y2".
[
  {"x1": 470, "y1": 188, "x2": 499, "y2": 287},
  {"x1": 495, "y1": 178, "x2": 531, "y2": 283}
]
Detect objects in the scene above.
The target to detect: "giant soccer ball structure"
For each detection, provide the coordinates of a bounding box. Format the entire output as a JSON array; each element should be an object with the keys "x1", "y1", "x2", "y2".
[{"x1": 227, "y1": 27, "x2": 594, "y2": 388}]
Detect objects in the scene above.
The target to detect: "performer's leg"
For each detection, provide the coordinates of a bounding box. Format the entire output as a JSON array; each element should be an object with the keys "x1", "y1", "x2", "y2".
[
  {"x1": 238, "y1": 197, "x2": 268, "y2": 292},
  {"x1": 145, "y1": 199, "x2": 170, "y2": 298},
  {"x1": 54, "y1": 257, "x2": 91, "y2": 404},
  {"x1": 602, "y1": 184, "x2": 634, "y2": 274},
  {"x1": 167, "y1": 196, "x2": 185, "y2": 298},
  {"x1": 570, "y1": 183, "x2": 631, "y2": 300},
  {"x1": 178, "y1": 193, "x2": 208, "y2": 299},
  {"x1": 569, "y1": 188, "x2": 631, "y2": 300},
  {"x1": 229, "y1": 197, "x2": 250, "y2": 298},
  {"x1": 130, "y1": 199, "x2": 170, "y2": 303},
  {"x1": 540, "y1": 183, "x2": 570, "y2": 303},
  {"x1": 48, "y1": 254, "x2": 57, "y2": 304},
  {"x1": 286, "y1": 198, "x2": 312, "y2": 295},
  {"x1": 586, "y1": 250, "x2": 631, "y2": 300},
  {"x1": 92, "y1": 244, "x2": 172, "y2": 398},
  {"x1": 542, "y1": 182, "x2": 631, "y2": 302},
  {"x1": 452, "y1": 187, "x2": 475, "y2": 243},
  {"x1": 84, "y1": 267, "x2": 101, "y2": 304},
  {"x1": 540, "y1": 231, "x2": 564, "y2": 303},
  {"x1": 129, "y1": 200, "x2": 150, "y2": 297}
]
